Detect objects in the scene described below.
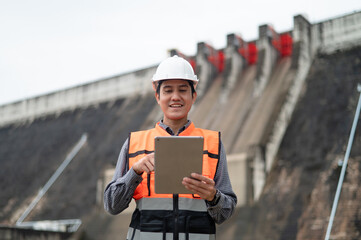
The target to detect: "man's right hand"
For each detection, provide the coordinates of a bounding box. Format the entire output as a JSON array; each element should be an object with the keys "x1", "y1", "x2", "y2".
[{"x1": 132, "y1": 153, "x2": 155, "y2": 175}]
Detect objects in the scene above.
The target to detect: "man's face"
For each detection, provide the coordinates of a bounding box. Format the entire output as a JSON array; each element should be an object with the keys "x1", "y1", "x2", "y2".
[{"x1": 155, "y1": 79, "x2": 197, "y2": 124}]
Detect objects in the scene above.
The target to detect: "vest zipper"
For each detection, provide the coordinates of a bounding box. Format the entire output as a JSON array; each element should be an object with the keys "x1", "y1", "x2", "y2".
[
  {"x1": 185, "y1": 216, "x2": 192, "y2": 240},
  {"x1": 130, "y1": 227, "x2": 136, "y2": 240},
  {"x1": 147, "y1": 173, "x2": 151, "y2": 196},
  {"x1": 173, "y1": 194, "x2": 179, "y2": 240}
]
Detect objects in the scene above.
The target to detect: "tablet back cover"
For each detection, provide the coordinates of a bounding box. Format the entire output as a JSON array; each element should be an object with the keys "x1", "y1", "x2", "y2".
[{"x1": 154, "y1": 136, "x2": 204, "y2": 194}]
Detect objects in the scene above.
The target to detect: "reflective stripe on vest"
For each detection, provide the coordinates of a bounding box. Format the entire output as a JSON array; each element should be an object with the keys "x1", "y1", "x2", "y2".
[
  {"x1": 128, "y1": 122, "x2": 220, "y2": 200},
  {"x1": 135, "y1": 197, "x2": 207, "y2": 212},
  {"x1": 126, "y1": 228, "x2": 216, "y2": 240}
]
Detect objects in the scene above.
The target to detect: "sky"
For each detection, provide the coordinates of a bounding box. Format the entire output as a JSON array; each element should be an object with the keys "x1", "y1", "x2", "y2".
[{"x1": 0, "y1": 0, "x2": 360, "y2": 105}]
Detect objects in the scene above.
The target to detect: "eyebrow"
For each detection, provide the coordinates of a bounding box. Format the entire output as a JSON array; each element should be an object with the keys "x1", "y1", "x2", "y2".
[{"x1": 163, "y1": 84, "x2": 189, "y2": 88}]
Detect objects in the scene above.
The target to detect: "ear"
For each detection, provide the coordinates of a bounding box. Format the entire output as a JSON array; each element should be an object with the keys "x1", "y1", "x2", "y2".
[
  {"x1": 155, "y1": 92, "x2": 160, "y2": 105},
  {"x1": 152, "y1": 82, "x2": 157, "y2": 91},
  {"x1": 192, "y1": 91, "x2": 197, "y2": 104}
]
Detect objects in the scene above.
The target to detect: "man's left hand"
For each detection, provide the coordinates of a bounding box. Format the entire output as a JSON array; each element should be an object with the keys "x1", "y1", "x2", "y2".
[{"x1": 182, "y1": 173, "x2": 216, "y2": 201}]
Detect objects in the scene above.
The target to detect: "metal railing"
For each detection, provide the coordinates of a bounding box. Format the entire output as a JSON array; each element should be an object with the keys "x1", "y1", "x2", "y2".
[
  {"x1": 16, "y1": 133, "x2": 88, "y2": 232},
  {"x1": 15, "y1": 219, "x2": 82, "y2": 233},
  {"x1": 325, "y1": 84, "x2": 361, "y2": 240}
]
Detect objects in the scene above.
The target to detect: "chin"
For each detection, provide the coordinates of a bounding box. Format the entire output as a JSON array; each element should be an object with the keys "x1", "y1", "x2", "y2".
[
  {"x1": 169, "y1": 116, "x2": 186, "y2": 121},
  {"x1": 165, "y1": 114, "x2": 187, "y2": 121}
]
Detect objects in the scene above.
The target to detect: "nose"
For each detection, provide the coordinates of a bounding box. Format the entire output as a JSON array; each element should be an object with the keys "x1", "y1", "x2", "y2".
[{"x1": 171, "y1": 90, "x2": 181, "y2": 101}]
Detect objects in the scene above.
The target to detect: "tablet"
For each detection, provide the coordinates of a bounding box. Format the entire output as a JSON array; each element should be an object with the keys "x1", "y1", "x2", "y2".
[{"x1": 154, "y1": 136, "x2": 204, "y2": 194}]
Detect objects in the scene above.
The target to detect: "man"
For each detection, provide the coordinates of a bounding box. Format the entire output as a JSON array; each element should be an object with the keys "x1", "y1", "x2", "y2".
[{"x1": 104, "y1": 55, "x2": 237, "y2": 240}]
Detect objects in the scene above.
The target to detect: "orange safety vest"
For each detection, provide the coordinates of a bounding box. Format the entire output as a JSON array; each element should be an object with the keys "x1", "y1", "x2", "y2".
[
  {"x1": 128, "y1": 122, "x2": 220, "y2": 200},
  {"x1": 126, "y1": 122, "x2": 220, "y2": 240}
]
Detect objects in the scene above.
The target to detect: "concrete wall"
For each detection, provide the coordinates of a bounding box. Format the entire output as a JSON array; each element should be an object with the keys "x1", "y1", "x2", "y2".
[
  {"x1": 0, "y1": 66, "x2": 156, "y2": 127},
  {"x1": 227, "y1": 154, "x2": 249, "y2": 206},
  {"x1": 313, "y1": 11, "x2": 361, "y2": 54}
]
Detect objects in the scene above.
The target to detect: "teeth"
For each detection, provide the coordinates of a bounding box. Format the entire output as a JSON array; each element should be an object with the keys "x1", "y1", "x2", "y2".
[{"x1": 171, "y1": 104, "x2": 182, "y2": 107}]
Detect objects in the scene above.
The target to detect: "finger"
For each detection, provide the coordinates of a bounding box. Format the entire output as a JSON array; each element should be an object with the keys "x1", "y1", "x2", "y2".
[
  {"x1": 183, "y1": 178, "x2": 213, "y2": 194},
  {"x1": 147, "y1": 153, "x2": 155, "y2": 166},
  {"x1": 139, "y1": 154, "x2": 154, "y2": 173},
  {"x1": 183, "y1": 183, "x2": 213, "y2": 200},
  {"x1": 148, "y1": 152, "x2": 155, "y2": 160},
  {"x1": 144, "y1": 161, "x2": 154, "y2": 173},
  {"x1": 183, "y1": 181, "x2": 203, "y2": 194},
  {"x1": 183, "y1": 176, "x2": 207, "y2": 187},
  {"x1": 183, "y1": 177, "x2": 199, "y2": 186},
  {"x1": 185, "y1": 183, "x2": 208, "y2": 194},
  {"x1": 191, "y1": 173, "x2": 215, "y2": 185},
  {"x1": 190, "y1": 173, "x2": 206, "y2": 182}
]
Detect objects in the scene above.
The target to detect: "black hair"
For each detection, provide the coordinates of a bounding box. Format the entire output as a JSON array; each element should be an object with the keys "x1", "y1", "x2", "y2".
[{"x1": 156, "y1": 80, "x2": 196, "y2": 97}]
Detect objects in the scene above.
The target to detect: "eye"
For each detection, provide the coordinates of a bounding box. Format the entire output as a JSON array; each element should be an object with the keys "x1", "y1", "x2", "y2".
[{"x1": 163, "y1": 89, "x2": 172, "y2": 93}]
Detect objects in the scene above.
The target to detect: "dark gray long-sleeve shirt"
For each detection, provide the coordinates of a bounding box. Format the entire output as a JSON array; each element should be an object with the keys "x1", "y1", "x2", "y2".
[{"x1": 104, "y1": 121, "x2": 237, "y2": 224}]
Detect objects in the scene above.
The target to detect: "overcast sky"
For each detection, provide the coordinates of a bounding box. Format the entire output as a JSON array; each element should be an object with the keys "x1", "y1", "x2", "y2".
[{"x1": 0, "y1": 0, "x2": 360, "y2": 105}]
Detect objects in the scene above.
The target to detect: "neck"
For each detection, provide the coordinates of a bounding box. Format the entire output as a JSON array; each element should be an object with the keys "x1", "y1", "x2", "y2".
[{"x1": 163, "y1": 118, "x2": 188, "y2": 135}]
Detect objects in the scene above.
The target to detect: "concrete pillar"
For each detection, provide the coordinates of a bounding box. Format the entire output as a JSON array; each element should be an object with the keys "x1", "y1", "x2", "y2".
[
  {"x1": 220, "y1": 33, "x2": 246, "y2": 103},
  {"x1": 195, "y1": 42, "x2": 217, "y2": 98},
  {"x1": 292, "y1": 15, "x2": 312, "y2": 67},
  {"x1": 254, "y1": 24, "x2": 280, "y2": 97},
  {"x1": 247, "y1": 145, "x2": 266, "y2": 202},
  {"x1": 264, "y1": 14, "x2": 313, "y2": 174}
]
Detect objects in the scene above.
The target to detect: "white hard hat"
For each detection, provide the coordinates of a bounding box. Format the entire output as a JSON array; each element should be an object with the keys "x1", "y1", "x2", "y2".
[{"x1": 152, "y1": 55, "x2": 198, "y2": 87}]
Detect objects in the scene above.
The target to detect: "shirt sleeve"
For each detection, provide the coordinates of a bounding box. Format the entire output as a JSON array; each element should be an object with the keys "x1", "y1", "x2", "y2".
[
  {"x1": 104, "y1": 138, "x2": 143, "y2": 215},
  {"x1": 206, "y1": 141, "x2": 237, "y2": 224}
]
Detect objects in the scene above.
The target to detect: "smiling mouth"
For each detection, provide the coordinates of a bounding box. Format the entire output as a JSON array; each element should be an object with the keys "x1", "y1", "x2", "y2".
[{"x1": 170, "y1": 104, "x2": 183, "y2": 108}]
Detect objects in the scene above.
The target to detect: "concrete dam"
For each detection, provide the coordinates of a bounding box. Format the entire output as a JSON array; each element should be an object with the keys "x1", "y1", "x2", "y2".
[{"x1": 0, "y1": 11, "x2": 361, "y2": 239}]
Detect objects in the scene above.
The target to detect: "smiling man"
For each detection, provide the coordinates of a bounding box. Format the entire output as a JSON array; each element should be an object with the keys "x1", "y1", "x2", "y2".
[{"x1": 104, "y1": 55, "x2": 237, "y2": 240}]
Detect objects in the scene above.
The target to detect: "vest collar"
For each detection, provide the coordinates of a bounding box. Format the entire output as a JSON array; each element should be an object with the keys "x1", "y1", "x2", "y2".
[{"x1": 155, "y1": 121, "x2": 196, "y2": 136}]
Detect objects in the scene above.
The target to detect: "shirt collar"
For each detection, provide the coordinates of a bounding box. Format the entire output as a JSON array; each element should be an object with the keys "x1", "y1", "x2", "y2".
[{"x1": 158, "y1": 120, "x2": 192, "y2": 136}]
